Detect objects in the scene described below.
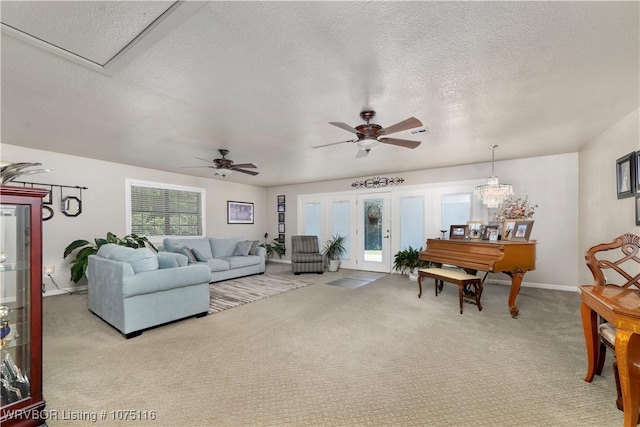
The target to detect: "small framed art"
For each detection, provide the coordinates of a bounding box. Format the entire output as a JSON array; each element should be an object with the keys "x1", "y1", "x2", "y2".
[
  {"x1": 278, "y1": 203, "x2": 286, "y2": 212},
  {"x1": 278, "y1": 212, "x2": 285, "y2": 223},
  {"x1": 278, "y1": 223, "x2": 285, "y2": 233},
  {"x1": 503, "y1": 220, "x2": 517, "y2": 240},
  {"x1": 467, "y1": 221, "x2": 483, "y2": 239},
  {"x1": 488, "y1": 220, "x2": 504, "y2": 239},
  {"x1": 616, "y1": 152, "x2": 635, "y2": 199},
  {"x1": 449, "y1": 224, "x2": 469, "y2": 239},
  {"x1": 227, "y1": 201, "x2": 254, "y2": 224},
  {"x1": 481, "y1": 225, "x2": 498, "y2": 240},
  {"x1": 278, "y1": 234, "x2": 285, "y2": 243},
  {"x1": 277, "y1": 195, "x2": 286, "y2": 204},
  {"x1": 511, "y1": 220, "x2": 534, "y2": 241}
]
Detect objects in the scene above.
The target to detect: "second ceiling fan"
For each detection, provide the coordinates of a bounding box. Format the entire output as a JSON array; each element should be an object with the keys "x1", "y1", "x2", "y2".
[{"x1": 313, "y1": 110, "x2": 424, "y2": 158}]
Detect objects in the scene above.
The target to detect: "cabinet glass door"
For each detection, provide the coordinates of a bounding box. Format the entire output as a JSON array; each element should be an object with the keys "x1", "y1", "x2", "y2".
[{"x1": 0, "y1": 203, "x2": 32, "y2": 405}]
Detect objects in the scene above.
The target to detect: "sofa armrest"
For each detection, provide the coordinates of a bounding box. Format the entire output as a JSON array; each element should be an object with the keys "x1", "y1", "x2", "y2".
[
  {"x1": 157, "y1": 251, "x2": 189, "y2": 268},
  {"x1": 255, "y1": 246, "x2": 266, "y2": 258}
]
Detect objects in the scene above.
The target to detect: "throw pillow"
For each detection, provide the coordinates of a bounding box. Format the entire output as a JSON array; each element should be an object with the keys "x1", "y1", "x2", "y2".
[
  {"x1": 191, "y1": 248, "x2": 208, "y2": 262},
  {"x1": 233, "y1": 240, "x2": 252, "y2": 256},
  {"x1": 179, "y1": 246, "x2": 197, "y2": 263},
  {"x1": 247, "y1": 240, "x2": 259, "y2": 255}
]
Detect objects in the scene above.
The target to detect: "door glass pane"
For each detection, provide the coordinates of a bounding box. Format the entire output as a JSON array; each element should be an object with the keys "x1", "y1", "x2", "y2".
[
  {"x1": 304, "y1": 202, "x2": 321, "y2": 238},
  {"x1": 441, "y1": 193, "x2": 471, "y2": 231},
  {"x1": 331, "y1": 201, "x2": 350, "y2": 259},
  {"x1": 363, "y1": 199, "x2": 383, "y2": 262},
  {"x1": 400, "y1": 196, "x2": 424, "y2": 250}
]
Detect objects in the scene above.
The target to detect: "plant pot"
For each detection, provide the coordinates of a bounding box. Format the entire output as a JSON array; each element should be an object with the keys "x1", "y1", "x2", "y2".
[
  {"x1": 328, "y1": 260, "x2": 341, "y2": 272},
  {"x1": 408, "y1": 268, "x2": 419, "y2": 281}
]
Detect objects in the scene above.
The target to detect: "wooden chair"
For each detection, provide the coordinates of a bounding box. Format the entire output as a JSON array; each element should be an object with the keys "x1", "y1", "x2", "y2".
[{"x1": 585, "y1": 233, "x2": 640, "y2": 414}]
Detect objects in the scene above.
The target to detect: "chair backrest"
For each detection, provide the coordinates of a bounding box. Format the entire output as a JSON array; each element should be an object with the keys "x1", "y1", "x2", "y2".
[
  {"x1": 585, "y1": 233, "x2": 640, "y2": 289},
  {"x1": 291, "y1": 235, "x2": 320, "y2": 254}
]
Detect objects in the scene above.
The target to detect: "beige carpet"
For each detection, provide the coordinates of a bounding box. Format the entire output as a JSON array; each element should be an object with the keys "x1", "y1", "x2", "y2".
[
  {"x1": 209, "y1": 274, "x2": 312, "y2": 314},
  {"x1": 41, "y1": 264, "x2": 622, "y2": 426}
]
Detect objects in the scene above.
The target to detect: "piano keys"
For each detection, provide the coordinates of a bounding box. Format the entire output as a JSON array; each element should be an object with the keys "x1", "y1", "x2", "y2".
[{"x1": 419, "y1": 238, "x2": 536, "y2": 318}]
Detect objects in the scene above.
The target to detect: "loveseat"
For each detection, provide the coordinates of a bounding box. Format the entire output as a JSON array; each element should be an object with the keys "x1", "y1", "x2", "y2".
[
  {"x1": 159, "y1": 236, "x2": 266, "y2": 282},
  {"x1": 87, "y1": 244, "x2": 211, "y2": 338}
]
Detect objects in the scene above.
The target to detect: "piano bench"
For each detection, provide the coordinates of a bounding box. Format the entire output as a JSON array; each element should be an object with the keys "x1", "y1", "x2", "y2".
[{"x1": 417, "y1": 268, "x2": 483, "y2": 314}]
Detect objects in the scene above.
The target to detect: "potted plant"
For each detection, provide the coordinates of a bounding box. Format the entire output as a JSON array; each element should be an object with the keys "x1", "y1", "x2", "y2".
[
  {"x1": 393, "y1": 246, "x2": 426, "y2": 281},
  {"x1": 258, "y1": 233, "x2": 286, "y2": 260},
  {"x1": 63, "y1": 232, "x2": 156, "y2": 283},
  {"x1": 323, "y1": 234, "x2": 347, "y2": 272}
]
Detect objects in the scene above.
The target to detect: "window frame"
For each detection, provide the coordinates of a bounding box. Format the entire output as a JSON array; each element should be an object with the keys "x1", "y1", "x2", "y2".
[{"x1": 125, "y1": 179, "x2": 206, "y2": 239}]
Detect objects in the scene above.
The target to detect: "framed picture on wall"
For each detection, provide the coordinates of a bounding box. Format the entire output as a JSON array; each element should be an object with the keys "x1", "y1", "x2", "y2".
[
  {"x1": 616, "y1": 152, "x2": 635, "y2": 199},
  {"x1": 278, "y1": 212, "x2": 285, "y2": 223},
  {"x1": 278, "y1": 234, "x2": 285, "y2": 243},
  {"x1": 636, "y1": 151, "x2": 640, "y2": 195},
  {"x1": 277, "y1": 195, "x2": 285, "y2": 204},
  {"x1": 636, "y1": 197, "x2": 640, "y2": 226},
  {"x1": 278, "y1": 223, "x2": 285, "y2": 233},
  {"x1": 227, "y1": 201, "x2": 254, "y2": 224},
  {"x1": 278, "y1": 203, "x2": 286, "y2": 212}
]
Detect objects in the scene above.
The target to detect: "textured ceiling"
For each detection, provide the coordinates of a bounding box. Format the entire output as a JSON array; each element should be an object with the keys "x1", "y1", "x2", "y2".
[{"x1": 1, "y1": 1, "x2": 638, "y2": 187}]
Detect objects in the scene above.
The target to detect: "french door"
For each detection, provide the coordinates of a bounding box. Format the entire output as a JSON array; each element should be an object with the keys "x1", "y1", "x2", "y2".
[{"x1": 356, "y1": 193, "x2": 391, "y2": 273}]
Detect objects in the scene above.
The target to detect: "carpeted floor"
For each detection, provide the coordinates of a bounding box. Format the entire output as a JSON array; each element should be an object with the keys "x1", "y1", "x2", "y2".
[{"x1": 41, "y1": 263, "x2": 622, "y2": 426}]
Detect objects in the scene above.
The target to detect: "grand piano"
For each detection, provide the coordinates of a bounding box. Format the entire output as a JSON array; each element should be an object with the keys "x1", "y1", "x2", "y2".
[{"x1": 419, "y1": 239, "x2": 537, "y2": 318}]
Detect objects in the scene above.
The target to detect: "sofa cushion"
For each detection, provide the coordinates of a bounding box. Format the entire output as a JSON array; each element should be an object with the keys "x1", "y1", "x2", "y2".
[
  {"x1": 163, "y1": 237, "x2": 213, "y2": 259},
  {"x1": 210, "y1": 237, "x2": 244, "y2": 258},
  {"x1": 221, "y1": 255, "x2": 261, "y2": 269},
  {"x1": 291, "y1": 253, "x2": 324, "y2": 263},
  {"x1": 203, "y1": 258, "x2": 231, "y2": 272},
  {"x1": 97, "y1": 244, "x2": 159, "y2": 274},
  {"x1": 191, "y1": 248, "x2": 208, "y2": 262},
  {"x1": 233, "y1": 240, "x2": 253, "y2": 256},
  {"x1": 247, "y1": 240, "x2": 259, "y2": 255}
]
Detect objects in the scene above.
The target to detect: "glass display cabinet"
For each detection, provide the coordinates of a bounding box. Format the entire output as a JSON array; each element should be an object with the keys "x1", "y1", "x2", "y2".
[{"x1": 0, "y1": 186, "x2": 47, "y2": 426}]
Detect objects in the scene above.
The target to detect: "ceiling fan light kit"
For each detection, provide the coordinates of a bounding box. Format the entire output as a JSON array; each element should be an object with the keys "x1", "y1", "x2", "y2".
[
  {"x1": 313, "y1": 109, "x2": 424, "y2": 158},
  {"x1": 474, "y1": 144, "x2": 514, "y2": 209}
]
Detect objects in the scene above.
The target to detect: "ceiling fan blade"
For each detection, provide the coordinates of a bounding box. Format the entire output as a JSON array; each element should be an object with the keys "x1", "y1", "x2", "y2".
[
  {"x1": 231, "y1": 163, "x2": 257, "y2": 169},
  {"x1": 312, "y1": 139, "x2": 356, "y2": 149},
  {"x1": 234, "y1": 168, "x2": 259, "y2": 176},
  {"x1": 381, "y1": 117, "x2": 423, "y2": 135},
  {"x1": 180, "y1": 165, "x2": 216, "y2": 169},
  {"x1": 329, "y1": 122, "x2": 360, "y2": 134},
  {"x1": 379, "y1": 137, "x2": 422, "y2": 149},
  {"x1": 355, "y1": 149, "x2": 369, "y2": 159},
  {"x1": 195, "y1": 157, "x2": 215, "y2": 164}
]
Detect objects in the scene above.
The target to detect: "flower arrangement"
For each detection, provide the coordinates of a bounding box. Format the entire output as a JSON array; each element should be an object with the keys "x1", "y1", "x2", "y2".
[{"x1": 494, "y1": 196, "x2": 538, "y2": 220}]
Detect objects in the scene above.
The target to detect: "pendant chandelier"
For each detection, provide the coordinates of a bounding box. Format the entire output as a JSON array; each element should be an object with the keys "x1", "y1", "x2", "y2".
[{"x1": 474, "y1": 144, "x2": 513, "y2": 208}]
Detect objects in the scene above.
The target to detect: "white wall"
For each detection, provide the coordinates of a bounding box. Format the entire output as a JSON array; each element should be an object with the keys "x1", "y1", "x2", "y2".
[
  {"x1": 268, "y1": 153, "x2": 579, "y2": 290},
  {"x1": 1, "y1": 144, "x2": 268, "y2": 293},
  {"x1": 578, "y1": 108, "x2": 640, "y2": 284}
]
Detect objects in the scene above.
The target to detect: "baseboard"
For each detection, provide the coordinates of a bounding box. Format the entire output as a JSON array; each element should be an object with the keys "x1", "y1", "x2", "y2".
[
  {"x1": 492, "y1": 279, "x2": 578, "y2": 293},
  {"x1": 44, "y1": 285, "x2": 87, "y2": 297}
]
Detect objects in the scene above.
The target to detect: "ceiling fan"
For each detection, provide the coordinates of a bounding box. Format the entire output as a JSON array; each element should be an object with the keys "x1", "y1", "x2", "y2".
[
  {"x1": 182, "y1": 149, "x2": 258, "y2": 177},
  {"x1": 313, "y1": 110, "x2": 424, "y2": 158}
]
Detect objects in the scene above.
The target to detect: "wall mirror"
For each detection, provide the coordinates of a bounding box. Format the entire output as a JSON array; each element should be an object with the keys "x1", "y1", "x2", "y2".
[{"x1": 61, "y1": 196, "x2": 82, "y2": 217}]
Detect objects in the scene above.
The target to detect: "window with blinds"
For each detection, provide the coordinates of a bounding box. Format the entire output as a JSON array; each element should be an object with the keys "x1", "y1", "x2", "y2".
[{"x1": 126, "y1": 180, "x2": 205, "y2": 237}]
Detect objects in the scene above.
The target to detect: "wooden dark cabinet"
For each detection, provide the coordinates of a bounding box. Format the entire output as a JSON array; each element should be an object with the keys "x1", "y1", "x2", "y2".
[{"x1": 0, "y1": 186, "x2": 47, "y2": 426}]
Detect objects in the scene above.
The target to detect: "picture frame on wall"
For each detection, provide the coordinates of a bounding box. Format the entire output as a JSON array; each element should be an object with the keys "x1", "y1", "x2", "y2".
[
  {"x1": 503, "y1": 220, "x2": 517, "y2": 240},
  {"x1": 636, "y1": 151, "x2": 640, "y2": 195},
  {"x1": 467, "y1": 221, "x2": 483, "y2": 239},
  {"x1": 449, "y1": 224, "x2": 469, "y2": 239},
  {"x1": 636, "y1": 197, "x2": 640, "y2": 226},
  {"x1": 278, "y1": 223, "x2": 285, "y2": 233},
  {"x1": 227, "y1": 201, "x2": 254, "y2": 224},
  {"x1": 511, "y1": 220, "x2": 534, "y2": 241},
  {"x1": 616, "y1": 152, "x2": 636, "y2": 199},
  {"x1": 277, "y1": 195, "x2": 285, "y2": 204},
  {"x1": 278, "y1": 234, "x2": 285, "y2": 243},
  {"x1": 278, "y1": 203, "x2": 286, "y2": 212},
  {"x1": 278, "y1": 212, "x2": 285, "y2": 223}
]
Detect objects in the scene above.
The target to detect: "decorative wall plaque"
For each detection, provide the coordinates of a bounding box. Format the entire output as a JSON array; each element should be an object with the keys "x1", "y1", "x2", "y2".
[{"x1": 351, "y1": 176, "x2": 404, "y2": 189}]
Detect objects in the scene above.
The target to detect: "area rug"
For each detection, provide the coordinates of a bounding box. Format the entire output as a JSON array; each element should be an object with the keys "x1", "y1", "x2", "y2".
[{"x1": 208, "y1": 274, "x2": 312, "y2": 314}]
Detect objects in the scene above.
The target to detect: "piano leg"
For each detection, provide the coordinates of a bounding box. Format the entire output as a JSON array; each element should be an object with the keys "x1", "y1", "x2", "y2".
[{"x1": 505, "y1": 270, "x2": 525, "y2": 318}]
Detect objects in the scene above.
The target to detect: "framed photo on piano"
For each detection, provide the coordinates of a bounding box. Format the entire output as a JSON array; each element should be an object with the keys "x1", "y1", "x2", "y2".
[
  {"x1": 503, "y1": 220, "x2": 517, "y2": 240},
  {"x1": 467, "y1": 221, "x2": 483, "y2": 239},
  {"x1": 511, "y1": 220, "x2": 534, "y2": 241},
  {"x1": 449, "y1": 224, "x2": 469, "y2": 239}
]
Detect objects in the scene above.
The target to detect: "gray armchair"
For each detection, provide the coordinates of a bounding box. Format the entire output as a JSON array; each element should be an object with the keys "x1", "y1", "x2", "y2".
[{"x1": 291, "y1": 235, "x2": 324, "y2": 275}]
